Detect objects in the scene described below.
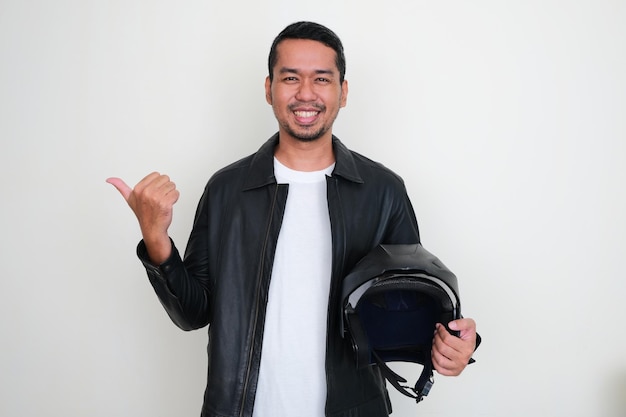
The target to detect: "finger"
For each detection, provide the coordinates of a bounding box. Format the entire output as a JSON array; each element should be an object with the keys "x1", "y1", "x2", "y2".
[
  {"x1": 431, "y1": 344, "x2": 460, "y2": 376},
  {"x1": 138, "y1": 174, "x2": 179, "y2": 206},
  {"x1": 448, "y1": 317, "x2": 475, "y2": 332},
  {"x1": 133, "y1": 172, "x2": 164, "y2": 194},
  {"x1": 434, "y1": 324, "x2": 461, "y2": 357},
  {"x1": 436, "y1": 324, "x2": 472, "y2": 354},
  {"x1": 432, "y1": 333, "x2": 469, "y2": 376},
  {"x1": 448, "y1": 318, "x2": 477, "y2": 341},
  {"x1": 153, "y1": 175, "x2": 178, "y2": 196},
  {"x1": 164, "y1": 186, "x2": 180, "y2": 205},
  {"x1": 106, "y1": 177, "x2": 132, "y2": 201}
]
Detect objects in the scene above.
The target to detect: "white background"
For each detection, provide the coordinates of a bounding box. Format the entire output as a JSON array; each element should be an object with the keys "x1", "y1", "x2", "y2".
[{"x1": 1, "y1": 1, "x2": 625, "y2": 416}]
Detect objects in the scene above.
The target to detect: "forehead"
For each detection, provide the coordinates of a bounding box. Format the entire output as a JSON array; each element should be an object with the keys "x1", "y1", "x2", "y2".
[{"x1": 273, "y1": 39, "x2": 339, "y2": 74}]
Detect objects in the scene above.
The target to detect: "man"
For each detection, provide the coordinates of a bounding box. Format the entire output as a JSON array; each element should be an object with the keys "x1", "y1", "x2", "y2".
[{"x1": 108, "y1": 21, "x2": 477, "y2": 417}]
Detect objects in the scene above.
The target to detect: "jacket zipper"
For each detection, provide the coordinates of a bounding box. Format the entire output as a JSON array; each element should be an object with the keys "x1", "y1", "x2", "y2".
[{"x1": 239, "y1": 184, "x2": 281, "y2": 417}]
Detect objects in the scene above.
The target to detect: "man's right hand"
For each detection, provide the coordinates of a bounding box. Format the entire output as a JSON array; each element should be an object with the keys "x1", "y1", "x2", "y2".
[{"x1": 106, "y1": 172, "x2": 180, "y2": 264}]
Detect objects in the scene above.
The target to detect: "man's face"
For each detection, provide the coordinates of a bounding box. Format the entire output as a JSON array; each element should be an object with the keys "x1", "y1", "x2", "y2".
[{"x1": 265, "y1": 39, "x2": 348, "y2": 143}]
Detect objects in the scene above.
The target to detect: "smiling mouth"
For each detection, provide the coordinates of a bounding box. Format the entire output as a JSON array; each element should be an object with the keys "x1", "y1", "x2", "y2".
[
  {"x1": 294, "y1": 110, "x2": 319, "y2": 118},
  {"x1": 293, "y1": 110, "x2": 321, "y2": 125}
]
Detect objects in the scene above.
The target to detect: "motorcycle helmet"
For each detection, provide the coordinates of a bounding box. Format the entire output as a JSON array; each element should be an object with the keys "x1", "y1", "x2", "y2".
[{"x1": 340, "y1": 243, "x2": 461, "y2": 403}]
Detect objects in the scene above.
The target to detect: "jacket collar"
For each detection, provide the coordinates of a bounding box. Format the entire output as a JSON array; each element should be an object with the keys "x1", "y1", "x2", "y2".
[{"x1": 243, "y1": 133, "x2": 364, "y2": 191}]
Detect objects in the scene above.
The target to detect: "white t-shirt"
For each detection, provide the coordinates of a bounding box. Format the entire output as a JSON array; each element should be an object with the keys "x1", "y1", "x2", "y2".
[{"x1": 252, "y1": 158, "x2": 335, "y2": 417}]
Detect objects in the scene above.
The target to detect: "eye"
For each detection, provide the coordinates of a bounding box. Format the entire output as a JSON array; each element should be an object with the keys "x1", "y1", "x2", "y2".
[
  {"x1": 283, "y1": 76, "x2": 298, "y2": 83},
  {"x1": 316, "y1": 77, "x2": 331, "y2": 83}
]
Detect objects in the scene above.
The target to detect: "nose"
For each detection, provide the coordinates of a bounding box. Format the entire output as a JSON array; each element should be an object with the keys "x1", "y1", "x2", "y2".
[{"x1": 295, "y1": 79, "x2": 317, "y2": 102}]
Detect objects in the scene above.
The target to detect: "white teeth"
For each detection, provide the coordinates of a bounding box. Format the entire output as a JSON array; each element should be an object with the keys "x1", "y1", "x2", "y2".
[{"x1": 294, "y1": 111, "x2": 318, "y2": 118}]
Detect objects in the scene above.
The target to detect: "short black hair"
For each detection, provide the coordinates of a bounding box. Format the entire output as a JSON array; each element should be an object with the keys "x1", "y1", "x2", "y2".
[{"x1": 268, "y1": 21, "x2": 346, "y2": 83}]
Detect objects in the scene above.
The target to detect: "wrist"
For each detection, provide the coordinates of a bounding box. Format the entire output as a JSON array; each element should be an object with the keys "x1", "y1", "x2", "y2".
[{"x1": 143, "y1": 234, "x2": 172, "y2": 265}]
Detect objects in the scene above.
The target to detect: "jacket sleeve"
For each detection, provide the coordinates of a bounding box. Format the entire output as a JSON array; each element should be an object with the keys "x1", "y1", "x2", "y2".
[
  {"x1": 381, "y1": 182, "x2": 421, "y2": 245},
  {"x1": 137, "y1": 239, "x2": 212, "y2": 331},
  {"x1": 136, "y1": 183, "x2": 214, "y2": 331}
]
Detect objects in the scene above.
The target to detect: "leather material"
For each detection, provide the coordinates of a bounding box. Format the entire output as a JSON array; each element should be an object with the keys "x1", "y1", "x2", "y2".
[{"x1": 137, "y1": 133, "x2": 421, "y2": 417}]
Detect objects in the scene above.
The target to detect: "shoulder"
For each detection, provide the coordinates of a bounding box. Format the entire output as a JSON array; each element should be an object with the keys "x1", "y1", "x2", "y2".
[
  {"x1": 204, "y1": 134, "x2": 278, "y2": 191},
  {"x1": 333, "y1": 136, "x2": 406, "y2": 189},
  {"x1": 351, "y1": 150, "x2": 406, "y2": 185},
  {"x1": 207, "y1": 153, "x2": 255, "y2": 187}
]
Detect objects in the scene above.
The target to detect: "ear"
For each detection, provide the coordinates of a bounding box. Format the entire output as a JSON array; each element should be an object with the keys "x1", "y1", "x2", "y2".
[
  {"x1": 340, "y1": 79, "x2": 349, "y2": 108},
  {"x1": 265, "y1": 76, "x2": 272, "y2": 105}
]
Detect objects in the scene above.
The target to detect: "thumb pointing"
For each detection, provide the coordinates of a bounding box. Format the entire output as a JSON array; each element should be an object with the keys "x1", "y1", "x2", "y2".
[{"x1": 106, "y1": 177, "x2": 132, "y2": 201}]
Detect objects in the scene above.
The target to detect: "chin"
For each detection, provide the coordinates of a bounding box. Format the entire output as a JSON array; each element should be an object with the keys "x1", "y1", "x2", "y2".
[
  {"x1": 294, "y1": 135, "x2": 322, "y2": 143},
  {"x1": 289, "y1": 127, "x2": 328, "y2": 143}
]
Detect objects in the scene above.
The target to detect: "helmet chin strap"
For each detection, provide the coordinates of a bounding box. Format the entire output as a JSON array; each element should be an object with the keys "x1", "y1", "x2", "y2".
[
  {"x1": 344, "y1": 307, "x2": 435, "y2": 403},
  {"x1": 371, "y1": 350, "x2": 434, "y2": 403}
]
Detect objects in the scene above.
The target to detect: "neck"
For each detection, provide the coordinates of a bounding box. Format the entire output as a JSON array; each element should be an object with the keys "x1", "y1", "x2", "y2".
[{"x1": 274, "y1": 133, "x2": 335, "y2": 172}]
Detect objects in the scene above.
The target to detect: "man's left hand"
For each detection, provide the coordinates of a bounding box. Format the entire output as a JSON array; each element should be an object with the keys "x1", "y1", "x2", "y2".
[{"x1": 431, "y1": 318, "x2": 477, "y2": 376}]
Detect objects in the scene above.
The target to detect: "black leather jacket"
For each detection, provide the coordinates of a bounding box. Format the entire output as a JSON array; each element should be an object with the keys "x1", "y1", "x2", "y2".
[{"x1": 138, "y1": 134, "x2": 421, "y2": 417}]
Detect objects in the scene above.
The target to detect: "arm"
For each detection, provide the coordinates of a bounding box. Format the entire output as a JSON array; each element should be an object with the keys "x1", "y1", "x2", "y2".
[{"x1": 107, "y1": 173, "x2": 211, "y2": 330}]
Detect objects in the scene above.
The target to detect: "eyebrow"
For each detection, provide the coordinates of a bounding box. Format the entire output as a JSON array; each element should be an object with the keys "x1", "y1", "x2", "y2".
[{"x1": 279, "y1": 67, "x2": 335, "y2": 76}]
